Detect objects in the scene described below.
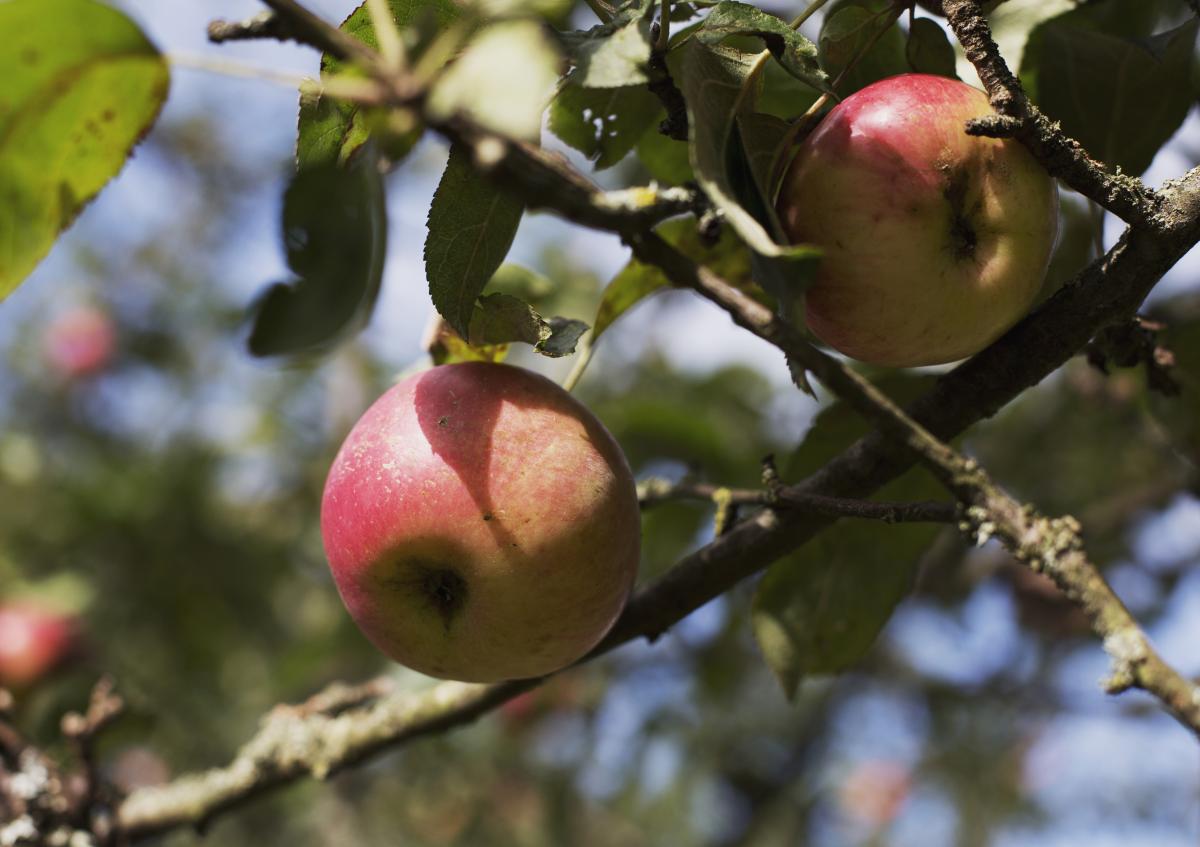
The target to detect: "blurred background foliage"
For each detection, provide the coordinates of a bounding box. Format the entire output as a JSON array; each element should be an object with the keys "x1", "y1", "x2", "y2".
[{"x1": 1, "y1": 1, "x2": 1200, "y2": 846}]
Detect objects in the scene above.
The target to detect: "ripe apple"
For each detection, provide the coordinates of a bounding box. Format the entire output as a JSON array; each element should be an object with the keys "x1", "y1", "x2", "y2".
[
  {"x1": 0, "y1": 603, "x2": 78, "y2": 689},
  {"x1": 321, "y1": 362, "x2": 641, "y2": 683},
  {"x1": 44, "y1": 304, "x2": 117, "y2": 378},
  {"x1": 776, "y1": 73, "x2": 1058, "y2": 367}
]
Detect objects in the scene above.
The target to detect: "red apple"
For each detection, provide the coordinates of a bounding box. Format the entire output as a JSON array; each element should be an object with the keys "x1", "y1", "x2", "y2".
[
  {"x1": 321, "y1": 362, "x2": 641, "y2": 683},
  {"x1": 44, "y1": 305, "x2": 116, "y2": 378},
  {"x1": 777, "y1": 73, "x2": 1058, "y2": 367},
  {"x1": 0, "y1": 603, "x2": 78, "y2": 689}
]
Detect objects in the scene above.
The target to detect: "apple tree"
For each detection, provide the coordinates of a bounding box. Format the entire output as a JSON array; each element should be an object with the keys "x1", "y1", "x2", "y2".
[{"x1": 2, "y1": 0, "x2": 1200, "y2": 844}]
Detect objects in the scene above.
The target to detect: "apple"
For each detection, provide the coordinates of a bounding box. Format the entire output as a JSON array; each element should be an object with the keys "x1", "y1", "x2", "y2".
[
  {"x1": 838, "y1": 760, "x2": 911, "y2": 828},
  {"x1": 0, "y1": 603, "x2": 78, "y2": 689},
  {"x1": 321, "y1": 362, "x2": 641, "y2": 683},
  {"x1": 44, "y1": 304, "x2": 117, "y2": 378},
  {"x1": 776, "y1": 73, "x2": 1058, "y2": 367}
]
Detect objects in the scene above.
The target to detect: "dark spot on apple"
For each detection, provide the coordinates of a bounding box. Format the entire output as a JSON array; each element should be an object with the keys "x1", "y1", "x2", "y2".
[
  {"x1": 402, "y1": 564, "x2": 468, "y2": 632},
  {"x1": 482, "y1": 512, "x2": 493, "y2": 521},
  {"x1": 942, "y1": 168, "x2": 978, "y2": 262},
  {"x1": 437, "y1": 415, "x2": 449, "y2": 428},
  {"x1": 101, "y1": 109, "x2": 115, "y2": 123}
]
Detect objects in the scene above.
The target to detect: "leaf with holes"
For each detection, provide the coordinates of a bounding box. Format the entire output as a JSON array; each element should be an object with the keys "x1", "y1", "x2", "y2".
[
  {"x1": 425, "y1": 144, "x2": 525, "y2": 337},
  {"x1": 549, "y1": 83, "x2": 663, "y2": 170},
  {"x1": 0, "y1": 0, "x2": 169, "y2": 299}
]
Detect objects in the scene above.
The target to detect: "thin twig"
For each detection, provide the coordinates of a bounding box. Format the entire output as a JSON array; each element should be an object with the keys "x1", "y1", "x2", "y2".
[{"x1": 637, "y1": 476, "x2": 957, "y2": 524}]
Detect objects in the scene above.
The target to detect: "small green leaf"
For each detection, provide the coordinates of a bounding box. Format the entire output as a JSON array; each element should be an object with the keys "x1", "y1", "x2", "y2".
[
  {"x1": 425, "y1": 144, "x2": 524, "y2": 336},
  {"x1": 0, "y1": 0, "x2": 169, "y2": 299},
  {"x1": 549, "y1": 84, "x2": 663, "y2": 170},
  {"x1": 296, "y1": 0, "x2": 460, "y2": 170},
  {"x1": 752, "y1": 376, "x2": 941, "y2": 698},
  {"x1": 248, "y1": 145, "x2": 388, "y2": 357},
  {"x1": 593, "y1": 217, "x2": 759, "y2": 339},
  {"x1": 818, "y1": 1, "x2": 907, "y2": 96},
  {"x1": 906, "y1": 17, "x2": 959, "y2": 79},
  {"x1": 696, "y1": 0, "x2": 830, "y2": 92},
  {"x1": 1021, "y1": 10, "x2": 1199, "y2": 175},
  {"x1": 469, "y1": 293, "x2": 588, "y2": 357},
  {"x1": 469, "y1": 293, "x2": 545, "y2": 346}
]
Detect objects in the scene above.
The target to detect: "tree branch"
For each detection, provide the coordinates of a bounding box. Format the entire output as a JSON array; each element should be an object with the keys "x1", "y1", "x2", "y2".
[
  {"x1": 105, "y1": 0, "x2": 1200, "y2": 838},
  {"x1": 637, "y1": 476, "x2": 958, "y2": 523},
  {"x1": 941, "y1": 0, "x2": 1163, "y2": 227}
]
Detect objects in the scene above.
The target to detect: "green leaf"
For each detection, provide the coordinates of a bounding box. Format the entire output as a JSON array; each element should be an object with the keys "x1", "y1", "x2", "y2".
[
  {"x1": 248, "y1": 145, "x2": 388, "y2": 357},
  {"x1": 0, "y1": 0, "x2": 169, "y2": 299},
  {"x1": 696, "y1": 1, "x2": 830, "y2": 92},
  {"x1": 635, "y1": 129, "x2": 694, "y2": 184},
  {"x1": 549, "y1": 84, "x2": 663, "y2": 170},
  {"x1": 577, "y1": 18, "x2": 655, "y2": 87},
  {"x1": 680, "y1": 42, "x2": 820, "y2": 264},
  {"x1": 987, "y1": 0, "x2": 1077, "y2": 75},
  {"x1": 906, "y1": 17, "x2": 959, "y2": 79},
  {"x1": 752, "y1": 376, "x2": 942, "y2": 698},
  {"x1": 469, "y1": 293, "x2": 588, "y2": 357},
  {"x1": 756, "y1": 58, "x2": 823, "y2": 121},
  {"x1": 427, "y1": 19, "x2": 561, "y2": 140},
  {"x1": 296, "y1": 0, "x2": 460, "y2": 170},
  {"x1": 818, "y1": 1, "x2": 907, "y2": 96},
  {"x1": 593, "y1": 217, "x2": 758, "y2": 340},
  {"x1": 425, "y1": 144, "x2": 524, "y2": 337},
  {"x1": 1021, "y1": 10, "x2": 1199, "y2": 176}
]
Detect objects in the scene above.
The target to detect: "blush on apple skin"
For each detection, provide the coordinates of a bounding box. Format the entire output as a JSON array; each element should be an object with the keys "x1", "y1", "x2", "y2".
[
  {"x1": 777, "y1": 73, "x2": 1059, "y2": 368},
  {"x1": 321, "y1": 362, "x2": 641, "y2": 683},
  {"x1": 0, "y1": 603, "x2": 79, "y2": 689}
]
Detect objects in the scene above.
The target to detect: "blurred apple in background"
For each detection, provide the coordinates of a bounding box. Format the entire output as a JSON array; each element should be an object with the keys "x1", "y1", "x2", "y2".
[
  {"x1": 0, "y1": 602, "x2": 80, "y2": 690},
  {"x1": 43, "y1": 304, "x2": 117, "y2": 379}
]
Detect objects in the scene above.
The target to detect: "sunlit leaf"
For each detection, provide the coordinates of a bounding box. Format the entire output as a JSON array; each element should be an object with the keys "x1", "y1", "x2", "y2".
[
  {"x1": 0, "y1": 0, "x2": 169, "y2": 299},
  {"x1": 296, "y1": 0, "x2": 460, "y2": 170},
  {"x1": 427, "y1": 19, "x2": 560, "y2": 140}
]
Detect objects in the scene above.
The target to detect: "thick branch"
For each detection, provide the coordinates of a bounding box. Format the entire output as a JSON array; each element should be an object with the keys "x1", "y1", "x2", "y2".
[{"x1": 941, "y1": 0, "x2": 1162, "y2": 226}]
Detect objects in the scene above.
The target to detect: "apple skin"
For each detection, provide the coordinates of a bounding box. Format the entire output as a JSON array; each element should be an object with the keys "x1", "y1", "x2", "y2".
[
  {"x1": 44, "y1": 305, "x2": 116, "y2": 378},
  {"x1": 776, "y1": 73, "x2": 1058, "y2": 367},
  {"x1": 321, "y1": 362, "x2": 640, "y2": 683},
  {"x1": 0, "y1": 603, "x2": 78, "y2": 689}
]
